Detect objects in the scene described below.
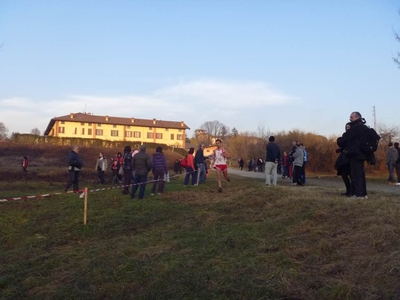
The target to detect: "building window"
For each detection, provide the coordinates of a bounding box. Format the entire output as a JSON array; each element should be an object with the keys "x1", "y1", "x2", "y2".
[
  {"x1": 125, "y1": 131, "x2": 132, "y2": 137},
  {"x1": 81, "y1": 128, "x2": 85, "y2": 135},
  {"x1": 165, "y1": 128, "x2": 169, "y2": 131},
  {"x1": 170, "y1": 134, "x2": 174, "y2": 140},
  {"x1": 113, "y1": 125, "x2": 117, "y2": 128},
  {"x1": 61, "y1": 121, "x2": 65, "y2": 124},
  {"x1": 88, "y1": 129, "x2": 92, "y2": 135},
  {"x1": 148, "y1": 127, "x2": 152, "y2": 130},
  {"x1": 127, "y1": 126, "x2": 130, "y2": 129},
  {"x1": 96, "y1": 129, "x2": 103, "y2": 136},
  {"x1": 111, "y1": 130, "x2": 118, "y2": 137},
  {"x1": 177, "y1": 134, "x2": 182, "y2": 140},
  {"x1": 81, "y1": 122, "x2": 85, "y2": 126},
  {"x1": 147, "y1": 132, "x2": 154, "y2": 139},
  {"x1": 156, "y1": 133, "x2": 163, "y2": 139},
  {"x1": 58, "y1": 127, "x2": 65, "y2": 133},
  {"x1": 97, "y1": 123, "x2": 101, "y2": 127},
  {"x1": 74, "y1": 128, "x2": 77, "y2": 134},
  {"x1": 134, "y1": 131, "x2": 141, "y2": 138},
  {"x1": 178, "y1": 129, "x2": 182, "y2": 132},
  {"x1": 88, "y1": 123, "x2": 92, "y2": 126}
]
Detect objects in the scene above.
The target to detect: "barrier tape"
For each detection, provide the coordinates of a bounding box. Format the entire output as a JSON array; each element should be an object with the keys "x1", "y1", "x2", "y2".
[{"x1": 0, "y1": 169, "x2": 202, "y2": 203}]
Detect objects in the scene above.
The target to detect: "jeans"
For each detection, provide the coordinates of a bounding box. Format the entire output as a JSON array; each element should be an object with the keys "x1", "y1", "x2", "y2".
[
  {"x1": 265, "y1": 161, "x2": 278, "y2": 185},
  {"x1": 388, "y1": 162, "x2": 396, "y2": 183},
  {"x1": 197, "y1": 163, "x2": 206, "y2": 184},
  {"x1": 65, "y1": 171, "x2": 80, "y2": 191},
  {"x1": 184, "y1": 167, "x2": 196, "y2": 185},
  {"x1": 152, "y1": 169, "x2": 165, "y2": 194},
  {"x1": 97, "y1": 170, "x2": 105, "y2": 184},
  {"x1": 122, "y1": 169, "x2": 132, "y2": 194},
  {"x1": 130, "y1": 174, "x2": 148, "y2": 199}
]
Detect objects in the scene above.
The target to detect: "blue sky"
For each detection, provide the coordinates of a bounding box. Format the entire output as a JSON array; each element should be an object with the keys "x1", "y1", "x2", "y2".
[{"x1": 0, "y1": 0, "x2": 399, "y2": 138}]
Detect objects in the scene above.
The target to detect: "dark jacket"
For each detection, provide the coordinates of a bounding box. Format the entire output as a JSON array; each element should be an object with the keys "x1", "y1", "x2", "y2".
[
  {"x1": 133, "y1": 150, "x2": 152, "y2": 176},
  {"x1": 68, "y1": 150, "x2": 83, "y2": 171},
  {"x1": 265, "y1": 142, "x2": 281, "y2": 162},
  {"x1": 194, "y1": 148, "x2": 206, "y2": 164},
  {"x1": 337, "y1": 118, "x2": 368, "y2": 160},
  {"x1": 123, "y1": 151, "x2": 132, "y2": 170},
  {"x1": 152, "y1": 152, "x2": 168, "y2": 174}
]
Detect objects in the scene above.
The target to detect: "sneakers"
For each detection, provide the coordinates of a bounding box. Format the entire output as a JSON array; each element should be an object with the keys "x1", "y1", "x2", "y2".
[
  {"x1": 150, "y1": 193, "x2": 155, "y2": 196},
  {"x1": 227, "y1": 178, "x2": 230, "y2": 182},
  {"x1": 351, "y1": 195, "x2": 365, "y2": 199},
  {"x1": 218, "y1": 187, "x2": 222, "y2": 193},
  {"x1": 396, "y1": 183, "x2": 400, "y2": 186}
]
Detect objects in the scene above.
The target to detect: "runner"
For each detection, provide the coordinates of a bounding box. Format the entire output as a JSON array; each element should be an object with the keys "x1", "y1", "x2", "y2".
[{"x1": 212, "y1": 139, "x2": 230, "y2": 192}]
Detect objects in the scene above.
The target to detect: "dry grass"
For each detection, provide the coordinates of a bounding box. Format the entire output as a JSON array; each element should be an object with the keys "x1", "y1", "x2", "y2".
[{"x1": 1, "y1": 144, "x2": 400, "y2": 299}]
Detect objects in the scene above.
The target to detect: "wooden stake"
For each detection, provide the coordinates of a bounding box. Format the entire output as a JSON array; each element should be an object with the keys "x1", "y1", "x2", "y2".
[{"x1": 83, "y1": 187, "x2": 88, "y2": 225}]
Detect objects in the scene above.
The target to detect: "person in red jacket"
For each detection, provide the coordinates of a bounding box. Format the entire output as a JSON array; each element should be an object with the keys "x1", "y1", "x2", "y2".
[
  {"x1": 183, "y1": 148, "x2": 196, "y2": 186},
  {"x1": 22, "y1": 156, "x2": 28, "y2": 172}
]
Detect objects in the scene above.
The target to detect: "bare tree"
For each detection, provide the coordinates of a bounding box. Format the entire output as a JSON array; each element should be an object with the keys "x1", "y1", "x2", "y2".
[
  {"x1": 0, "y1": 122, "x2": 9, "y2": 140},
  {"x1": 31, "y1": 128, "x2": 41, "y2": 135},
  {"x1": 200, "y1": 120, "x2": 229, "y2": 144},
  {"x1": 394, "y1": 10, "x2": 400, "y2": 68}
]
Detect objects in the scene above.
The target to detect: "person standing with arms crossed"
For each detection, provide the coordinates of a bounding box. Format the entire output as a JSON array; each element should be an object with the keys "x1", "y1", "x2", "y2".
[{"x1": 212, "y1": 139, "x2": 230, "y2": 192}]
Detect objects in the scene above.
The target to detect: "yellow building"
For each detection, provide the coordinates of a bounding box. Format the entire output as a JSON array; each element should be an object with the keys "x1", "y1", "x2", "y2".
[{"x1": 44, "y1": 112, "x2": 190, "y2": 148}]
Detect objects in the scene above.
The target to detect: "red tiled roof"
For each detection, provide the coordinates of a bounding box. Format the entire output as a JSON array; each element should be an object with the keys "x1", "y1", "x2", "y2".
[{"x1": 44, "y1": 113, "x2": 190, "y2": 135}]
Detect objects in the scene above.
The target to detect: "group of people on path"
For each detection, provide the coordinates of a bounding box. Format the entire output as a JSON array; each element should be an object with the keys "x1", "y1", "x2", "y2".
[
  {"x1": 64, "y1": 145, "x2": 168, "y2": 199},
  {"x1": 264, "y1": 136, "x2": 307, "y2": 187}
]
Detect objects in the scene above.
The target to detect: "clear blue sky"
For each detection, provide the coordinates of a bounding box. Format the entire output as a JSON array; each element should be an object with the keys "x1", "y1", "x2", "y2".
[{"x1": 1, "y1": 0, "x2": 399, "y2": 138}]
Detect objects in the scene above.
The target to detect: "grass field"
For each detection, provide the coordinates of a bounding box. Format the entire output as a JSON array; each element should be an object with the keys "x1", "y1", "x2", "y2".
[{"x1": 1, "y1": 169, "x2": 400, "y2": 300}]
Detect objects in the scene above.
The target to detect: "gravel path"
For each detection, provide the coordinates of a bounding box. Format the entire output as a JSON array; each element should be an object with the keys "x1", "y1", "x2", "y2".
[{"x1": 228, "y1": 168, "x2": 400, "y2": 196}]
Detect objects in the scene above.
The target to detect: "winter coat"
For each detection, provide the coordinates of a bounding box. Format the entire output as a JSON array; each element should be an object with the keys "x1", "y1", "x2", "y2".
[
  {"x1": 68, "y1": 150, "x2": 83, "y2": 171},
  {"x1": 292, "y1": 148, "x2": 304, "y2": 167},
  {"x1": 132, "y1": 150, "x2": 152, "y2": 176},
  {"x1": 152, "y1": 152, "x2": 168, "y2": 174},
  {"x1": 266, "y1": 142, "x2": 281, "y2": 162},
  {"x1": 337, "y1": 119, "x2": 368, "y2": 161},
  {"x1": 95, "y1": 157, "x2": 108, "y2": 172},
  {"x1": 386, "y1": 148, "x2": 399, "y2": 165}
]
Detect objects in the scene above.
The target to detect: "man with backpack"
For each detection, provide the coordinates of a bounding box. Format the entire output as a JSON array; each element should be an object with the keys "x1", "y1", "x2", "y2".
[{"x1": 337, "y1": 111, "x2": 372, "y2": 199}]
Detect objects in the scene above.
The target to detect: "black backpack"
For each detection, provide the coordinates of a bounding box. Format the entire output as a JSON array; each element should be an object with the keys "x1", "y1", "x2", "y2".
[
  {"x1": 359, "y1": 126, "x2": 380, "y2": 153},
  {"x1": 358, "y1": 126, "x2": 380, "y2": 165}
]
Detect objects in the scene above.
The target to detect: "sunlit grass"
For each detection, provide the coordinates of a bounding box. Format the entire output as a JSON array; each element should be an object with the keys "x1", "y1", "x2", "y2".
[{"x1": 1, "y1": 171, "x2": 400, "y2": 299}]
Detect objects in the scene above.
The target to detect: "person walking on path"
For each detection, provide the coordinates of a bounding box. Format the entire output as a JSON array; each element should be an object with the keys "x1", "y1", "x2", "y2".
[
  {"x1": 151, "y1": 146, "x2": 168, "y2": 195},
  {"x1": 265, "y1": 136, "x2": 281, "y2": 186},
  {"x1": 64, "y1": 145, "x2": 83, "y2": 192},
  {"x1": 386, "y1": 142, "x2": 398, "y2": 185},
  {"x1": 212, "y1": 139, "x2": 230, "y2": 192},
  {"x1": 95, "y1": 152, "x2": 107, "y2": 184},
  {"x1": 130, "y1": 145, "x2": 152, "y2": 199}
]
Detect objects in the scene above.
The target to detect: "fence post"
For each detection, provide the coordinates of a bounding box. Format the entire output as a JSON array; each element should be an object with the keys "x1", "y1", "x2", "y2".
[{"x1": 83, "y1": 187, "x2": 88, "y2": 225}]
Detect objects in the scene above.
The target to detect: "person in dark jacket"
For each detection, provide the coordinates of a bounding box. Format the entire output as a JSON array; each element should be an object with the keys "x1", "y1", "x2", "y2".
[
  {"x1": 335, "y1": 123, "x2": 353, "y2": 196},
  {"x1": 395, "y1": 142, "x2": 400, "y2": 184},
  {"x1": 122, "y1": 146, "x2": 132, "y2": 194},
  {"x1": 22, "y1": 156, "x2": 29, "y2": 172},
  {"x1": 64, "y1": 145, "x2": 83, "y2": 192},
  {"x1": 130, "y1": 145, "x2": 152, "y2": 199},
  {"x1": 194, "y1": 144, "x2": 207, "y2": 184},
  {"x1": 337, "y1": 111, "x2": 368, "y2": 199},
  {"x1": 151, "y1": 146, "x2": 168, "y2": 195},
  {"x1": 265, "y1": 136, "x2": 281, "y2": 186}
]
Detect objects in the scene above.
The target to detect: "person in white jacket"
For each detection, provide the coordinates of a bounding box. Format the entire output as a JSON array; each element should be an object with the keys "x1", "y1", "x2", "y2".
[{"x1": 95, "y1": 152, "x2": 108, "y2": 184}]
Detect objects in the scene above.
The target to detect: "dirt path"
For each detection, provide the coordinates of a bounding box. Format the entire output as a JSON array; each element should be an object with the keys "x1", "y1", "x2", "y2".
[{"x1": 228, "y1": 168, "x2": 400, "y2": 196}]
